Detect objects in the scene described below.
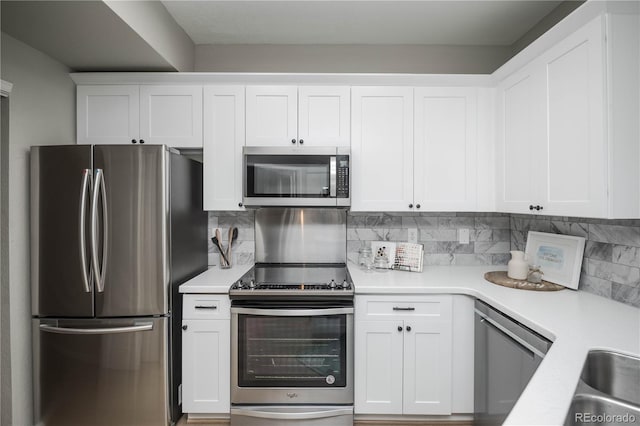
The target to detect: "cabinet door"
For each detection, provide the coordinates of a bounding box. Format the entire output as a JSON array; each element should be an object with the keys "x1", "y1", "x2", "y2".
[
  {"x1": 351, "y1": 87, "x2": 414, "y2": 211},
  {"x1": 495, "y1": 66, "x2": 545, "y2": 213},
  {"x1": 139, "y1": 85, "x2": 203, "y2": 148},
  {"x1": 414, "y1": 87, "x2": 477, "y2": 211},
  {"x1": 203, "y1": 86, "x2": 245, "y2": 211},
  {"x1": 538, "y1": 16, "x2": 606, "y2": 217},
  {"x1": 246, "y1": 86, "x2": 297, "y2": 146},
  {"x1": 77, "y1": 85, "x2": 139, "y2": 145},
  {"x1": 298, "y1": 86, "x2": 350, "y2": 147},
  {"x1": 402, "y1": 320, "x2": 452, "y2": 415},
  {"x1": 354, "y1": 321, "x2": 404, "y2": 415},
  {"x1": 182, "y1": 319, "x2": 230, "y2": 414}
]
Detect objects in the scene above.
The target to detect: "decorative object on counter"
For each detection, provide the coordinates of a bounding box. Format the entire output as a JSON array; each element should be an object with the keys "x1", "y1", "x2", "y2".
[
  {"x1": 525, "y1": 231, "x2": 586, "y2": 290},
  {"x1": 484, "y1": 271, "x2": 565, "y2": 291},
  {"x1": 370, "y1": 241, "x2": 396, "y2": 268},
  {"x1": 507, "y1": 250, "x2": 529, "y2": 280},
  {"x1": 374, "y1": 253, "x2": 390, "y2": 272},
  {"x1": 212, "y1": 228, "x2": 231, "y2": 268},
  {"x1": 391, "y1": 242, "x2": 424, "y2": 272},
  {"x1": 358, "y1": 246, "x2": 374, "y2": 272},
  {"x1": 527, "y1": 265, "x2": 544, "y2": 284}
]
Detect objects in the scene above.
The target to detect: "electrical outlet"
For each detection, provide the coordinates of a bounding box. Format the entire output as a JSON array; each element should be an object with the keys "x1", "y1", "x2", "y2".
[
  {"x1": 408, "y1": 228, "x2": 418, "y2": 244},
  {"x1": 458, "y1": 228, "x2": 470, "y2": 244}
]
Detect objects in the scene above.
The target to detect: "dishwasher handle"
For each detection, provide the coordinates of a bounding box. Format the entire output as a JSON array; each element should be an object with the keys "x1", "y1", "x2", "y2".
[{"x1": 476, "y1": 310, "x2": 546, "y2": 359}]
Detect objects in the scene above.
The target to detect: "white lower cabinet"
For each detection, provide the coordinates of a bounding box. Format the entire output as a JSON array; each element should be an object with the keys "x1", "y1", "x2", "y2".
[
  {"x1": 354, "y1": 295, "x2": 453, "y2": 415},
  {"x1": 182, "y1": 295, "x2": 230, "y2": 414}
]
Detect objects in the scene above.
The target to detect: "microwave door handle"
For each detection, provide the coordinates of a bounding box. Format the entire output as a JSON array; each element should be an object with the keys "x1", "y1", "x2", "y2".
[{"x1": 330, "y1": 156, "x2": 337, "y2": 197}]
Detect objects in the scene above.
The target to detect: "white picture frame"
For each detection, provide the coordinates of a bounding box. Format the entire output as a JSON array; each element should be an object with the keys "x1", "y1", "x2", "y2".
[{"x1": 524, "y1": 231, "x2": 586, "y2": 290}]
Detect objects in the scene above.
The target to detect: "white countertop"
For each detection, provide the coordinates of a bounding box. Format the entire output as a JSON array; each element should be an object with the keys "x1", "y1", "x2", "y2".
[
  {"x1": 179, "y1": 262, "x2": 640, "y2": 425},
  {"x1": 178, "y1": 264, "x2": 252, "y2": 293}
]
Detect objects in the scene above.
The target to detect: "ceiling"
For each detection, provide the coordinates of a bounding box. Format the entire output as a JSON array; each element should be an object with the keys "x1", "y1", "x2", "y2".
[{"x1": 161, "y1": 1, "x2": 564, "y2": 46}]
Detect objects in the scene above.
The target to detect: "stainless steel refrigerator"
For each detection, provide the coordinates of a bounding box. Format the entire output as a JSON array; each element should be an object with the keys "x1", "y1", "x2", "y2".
[{"x1": 30, "y1": 145, "x2": 207, "y2": 426}]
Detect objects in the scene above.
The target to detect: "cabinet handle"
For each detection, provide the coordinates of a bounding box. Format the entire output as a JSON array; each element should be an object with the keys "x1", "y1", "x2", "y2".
[
  {"x1": 408, "y1": 204, "x2": 413, "y2": 208},
  {"x1": 238, "y1": 202, "x2": 243, "y2": 207},
  {"x1": 416, "y1": 204, "x2": 421, "y2": 209},
  {"x1": 393, "y1": 307, "x2": 415, "y2": 311},
  {"x1": 291, "y1": 139, "x2": 296, "y2": 144},
  {"x1": 538, "y1": 205, "x2": 543, "y2": 211},
  {"x1": 406, "y1": 325, "x2": 412, "y2": 332},
  {"x1": 195, "y1": 305, "x2": 217, "y2": 310},
  {"x1": 299, "y1": 139, "x2": 304, "y2": 144},
  {"x1": 529, "y1": 205, "x2": 535, "y2": 211},
  {"x1": 131, "y1": 139, "x2": 137, "y2": 144},
  {"x1": 182, "y1": 325, "x2": 187, "y2": 330},
  {"x1": 397, "y1": 326, "x2": 403, "y2": 332},
  {"x1": 139, "y1": 139, "x2": 145, "y2": 144}
]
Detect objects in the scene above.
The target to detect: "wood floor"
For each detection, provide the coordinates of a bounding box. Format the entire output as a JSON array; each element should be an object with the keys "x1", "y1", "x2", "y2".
[{"x1": 177, "y1": 415, "x2": 472, "y2": 426}]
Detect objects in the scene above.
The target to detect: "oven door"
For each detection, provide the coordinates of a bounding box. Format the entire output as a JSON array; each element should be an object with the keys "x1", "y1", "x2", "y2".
[
  {"x1": 243, "y1": 147, "x2": 338, "y2": 207},
  {"x1": 231, "y1": 307, "x2": 353, "y2": 405}
]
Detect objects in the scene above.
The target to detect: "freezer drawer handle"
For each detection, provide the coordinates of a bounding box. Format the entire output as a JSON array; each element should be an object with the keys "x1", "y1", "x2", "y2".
[
  {"x1": 39, "y1": 323, "x2": 153, "y2": 335},
  {"x1": 90, "y1": 169, "x2": 109, "y2": 293},
  {"x1": 194, "y1": 305, "x2": 217, "y2": 310},
  {"x1": 78, "y1": 168, "x2": 92, "y2": 293},
  {"x1": 230, "y1": 407, "x2": 353, "y2": 420}
]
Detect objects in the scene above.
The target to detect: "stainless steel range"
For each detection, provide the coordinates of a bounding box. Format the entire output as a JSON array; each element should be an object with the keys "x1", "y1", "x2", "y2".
[{"x1": 230, "y1": 208, "x2": 354, "y2": 426}]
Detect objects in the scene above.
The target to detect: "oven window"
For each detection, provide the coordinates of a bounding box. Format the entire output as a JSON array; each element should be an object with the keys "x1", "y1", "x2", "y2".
[
  {"x1": 238, "y1": 314, "x2": 347, "y2": 387},
  {"x1": 246, "y1": 155, "x2": 331, "y2": 198}
]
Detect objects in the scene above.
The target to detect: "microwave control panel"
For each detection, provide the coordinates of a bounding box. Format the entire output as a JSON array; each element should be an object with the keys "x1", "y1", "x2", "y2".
[{"x1": 336, "y1": 156, "x2": 349, "y2": 198}]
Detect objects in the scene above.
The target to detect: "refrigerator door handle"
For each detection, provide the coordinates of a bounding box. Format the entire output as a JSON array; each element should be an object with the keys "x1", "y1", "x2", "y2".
[
  {"x1": 78, "y1": 168, "x2": 92, "y2": 293},
  {"x1": 90, "y1": 169, "x2": 109, "y2": 293},
  {"x1": 39, "y1": 322, "x2": 153, "y2": 335}
]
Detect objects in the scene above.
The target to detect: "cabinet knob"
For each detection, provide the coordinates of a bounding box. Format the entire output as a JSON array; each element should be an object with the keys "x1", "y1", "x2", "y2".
[
  {"x1": 406, "y1": 325, "x2": 412, "y2": 332},
  {"x1": 131, "y1": 139, "x2": 137, "y2": 144},
  {"x1": 182, "y1": 325, "x2": 187, "y2": 331},
  {"x1": 291, "y1": 139, "x2": 297, "y2": 144},
  {"x1": 299, "y1": 139, "x2": 304, "y2": 145},
  {"x1": 538, "y1": 205, "x2": 543, "y2": 211},
  {"x1": 238, "y1": 202, "x2": 243, "y2": 207},
  {"x1": 139, "y1": 139, "x2": 145, "y2": 144},
  {"x1": 409, "y1": 204, "x2": 413, "y2": 208},
  {"x1": 397, "y1": 326, "x2": 403, "y2": 332},
  {"x1": 529, "y1": 205, "x2": 535, "y2": 211},
  {"x1": 416, "y1": 204, "x2": 421, "y2": 209}
]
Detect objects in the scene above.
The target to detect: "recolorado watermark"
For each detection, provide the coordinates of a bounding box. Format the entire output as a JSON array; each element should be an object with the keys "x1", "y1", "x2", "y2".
[{"x1": 575, "y1": 412, "x2": 636, "y2": 423}]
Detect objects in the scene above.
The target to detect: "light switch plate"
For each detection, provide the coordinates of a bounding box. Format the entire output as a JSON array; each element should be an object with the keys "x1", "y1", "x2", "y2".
[
  {"x1": 408, "y1": 228, "x2": 418, "y2": 244},
  {"x1": 458, "y1": 228, "x2": 470, "y2": 244}
]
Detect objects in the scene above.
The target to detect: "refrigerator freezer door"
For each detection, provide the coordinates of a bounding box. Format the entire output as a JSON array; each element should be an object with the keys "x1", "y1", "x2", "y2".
[
  {"x1": 93, "y1": 145, "x2": 169, "y2": 317},
  {"x1": 33, "y1": 317, "x2": 169, "y2": 426},
  {"x1": 31, "y1": 145, "x2": 94, "y2": 317}
]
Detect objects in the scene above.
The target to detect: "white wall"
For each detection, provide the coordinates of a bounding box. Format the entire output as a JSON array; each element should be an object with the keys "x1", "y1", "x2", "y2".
[
  {"x1": 0, "y1": 32, "x2": 76, "y2": 426},
  {"x1": 195, "y1": 44, "x2": 512, "y2": 74}
]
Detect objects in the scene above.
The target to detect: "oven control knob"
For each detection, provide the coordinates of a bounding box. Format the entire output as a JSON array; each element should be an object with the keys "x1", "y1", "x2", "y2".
[
  {"x1": 342, "y1": 280, "x2": 349, "y2": 289},
  {"x1": 249, "y1": 280, "x2": 255, "y2": 289},
  {"x1": 329, "y1": 279, "x2": 337, "y2": 289}
]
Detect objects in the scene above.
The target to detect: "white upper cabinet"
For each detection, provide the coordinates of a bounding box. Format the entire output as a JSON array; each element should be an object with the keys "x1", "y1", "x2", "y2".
[
  {"x1": 139, "y1": 85, "x2": 203, "y2": 148},
  {"x1": 246, "y1": 85, "x2": 350, "y2": 147},
  {"x1": 77, "y1": 84, "x2": 203, "y2": 147},
  {"x1": 414, "y1": 87, "x2": 478, "y2": 211},
  {"x1": 77, "y1": 85, "x2": 139, "y2": 145},
  {"x1": 351, "y1": 87, "x2": 414, "y2": 211},
  {"x1": 203, "y1": 86, "x2": 245, "y2": 211},
  {"x1": 298, "y1": 86, "x2": 351, "y2": 147}
]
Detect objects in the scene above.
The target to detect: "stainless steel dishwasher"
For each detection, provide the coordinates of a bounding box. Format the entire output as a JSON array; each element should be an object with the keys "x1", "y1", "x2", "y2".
[{"x1": 474, "y1": 300, "x2": 552, "y2": 426}]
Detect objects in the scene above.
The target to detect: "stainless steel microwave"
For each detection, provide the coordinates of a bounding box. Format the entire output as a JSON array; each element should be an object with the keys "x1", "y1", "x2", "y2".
[{"x1": 242, "y1": 146, "x2": 350, "y2": 207}]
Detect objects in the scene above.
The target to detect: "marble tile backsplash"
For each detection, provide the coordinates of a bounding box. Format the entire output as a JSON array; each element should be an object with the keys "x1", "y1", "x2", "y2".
[
  {"x1": 346, "y1": 212, "x2": 512, "y2": 266},
  {"x1": 511, "y1": 215, "x2": 640, "y2": 307}
]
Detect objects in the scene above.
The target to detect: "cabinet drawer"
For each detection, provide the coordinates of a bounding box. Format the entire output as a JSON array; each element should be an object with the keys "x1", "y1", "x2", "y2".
[
  {"x1": 355, "y1": 295, "x2": 452, "y2": 320},
  {"x1": 183, "y1": 294, "x2": 230, "y2": 320}
]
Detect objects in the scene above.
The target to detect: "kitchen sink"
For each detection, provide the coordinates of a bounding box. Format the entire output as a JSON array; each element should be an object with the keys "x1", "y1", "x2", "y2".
[{"x1": 565, "y1": 351, "x2": 640, "y2": 425}]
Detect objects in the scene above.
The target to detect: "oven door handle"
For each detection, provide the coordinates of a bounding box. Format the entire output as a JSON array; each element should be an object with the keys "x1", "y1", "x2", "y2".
[
  {"x1": 231, "y1": 407, "x2": 353, "y2": 420},
  {"x1": 231, "y1": 307, "x2": 353, "y2": 316}
]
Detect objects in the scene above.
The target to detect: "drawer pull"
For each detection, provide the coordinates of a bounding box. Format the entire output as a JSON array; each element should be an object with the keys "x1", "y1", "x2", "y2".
[
  {"x1": 194, "y1": 305, "x2": 218, "y2": 310},
  {"x1": 392, "y1": 307, "x2": 415, "y2": 311}
]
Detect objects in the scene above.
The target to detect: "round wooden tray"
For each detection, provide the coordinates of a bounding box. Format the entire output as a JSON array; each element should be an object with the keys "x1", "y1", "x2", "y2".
[{"x1": 484, "y1": 271, "x2": 565, "y2": 292}]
